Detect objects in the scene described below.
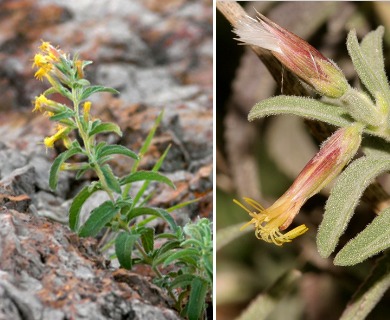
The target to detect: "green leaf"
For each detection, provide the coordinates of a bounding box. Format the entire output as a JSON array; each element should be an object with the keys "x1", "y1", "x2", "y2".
[
  {"x1": 78, "y1": 201, "x2": 117, "y2": 237},
  {"x1": 89, "y1": 122, "x2": 122, "y2": 137},
  {"x1": 49, "y1": 108, "x2": 75, "y2": 121},
  {"x1": 339, "y1": 252, "x2": 390, "y2": 320},
  {"x1": 101, "y1": 164, "x2": 121, "y2": 194},
  {"x1": 360, "y1": 27, "x2": 389, "y2": 91},
  {"x1": 169, "y1": 274, "x2": 196, "y2": 289},
  {"x1": 139, "y1": 110, "x2": 164, "y2": 157},
  {"x1": 317, "y1": 156, "x2": 390, "y2": 258},
  {"x1": 347, "y1": 28, "x2": 390, "y2": 105},
  {"x1": 339, "y1": 88, "x2": 383, "y2": 127},
  {"x1": 334, "y1": 207, "x2": 390, "y2": 266},
  {"x1": 163, "y1": 248, "x2": 199, "y2": 267},
  {"x1": 128, "y1": 207, "x2": 177, "y2": 232},
  {"x1": 120, "y1": 171, "x2": 175, "y2": 189},
  {"x1": 69, "y1": 184, "x2": 101, "y2": 231},
  {"x1": 248, "y1": 96, "x2": 353, "y2": 127},
  {"x1": 132, "y1": 144, "x2": 171, "y2": 207},
  {"x1": 97, "y1": 144, "x2": 139, "y2": 161},
  {"x1": 49, "y1": 146, "x2": 83, "y2": 190},
  {"x1": 166, "y1": 197, "x2": 199, "y2": 213},
  {"x1": 186, "y1": 277, "x2": 209, "y2": 320},
  {"x1": 80, "y1": 85, "x2": 119, "y2": 101},
  {"x1": 153, "y1": 240, "x2": 182, "y2": 259},
  {"x1": 139, "y1": 227, "x2": 154, "y2": 253},
  {"x1": 115, "y1": 232, "x2": 140, "y2": 270}
]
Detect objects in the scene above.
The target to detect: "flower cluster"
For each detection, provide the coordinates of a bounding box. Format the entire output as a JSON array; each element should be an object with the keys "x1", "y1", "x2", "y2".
[{"x1": 31, "y1": 42, "x2": 100, "y2": 149}]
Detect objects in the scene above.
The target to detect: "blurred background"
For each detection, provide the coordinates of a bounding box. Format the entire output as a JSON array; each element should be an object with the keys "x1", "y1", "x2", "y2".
[{"x1": 216, "y1": 2, "x2": 390, "y2": 319}]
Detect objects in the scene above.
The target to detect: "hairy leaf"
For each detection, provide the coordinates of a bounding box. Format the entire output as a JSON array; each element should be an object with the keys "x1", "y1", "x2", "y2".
[
  {"x1": 101, "y1": 164, "x2": 121, "y2": 194},
  {"x1": 78, "y1": 201, "x2": 117, "y2": 237},
  {"x1": 317, "y1": 156, "x2": 390, "y2": 258},
  {"x1": 334, "y1": 207, "x2": 390, "y2": 266},
  {"x1": 120, "y1": 171, "x2": 175, "y2": 189},
  {"x1": 128, "y1": 207, "x2": 177, "y2": 232},
  {"x1": 162, "y1": 248, "x2": 199, "y2": 267},
  {"x1": 69, "y1": 184, "x2": 101, "y2": 231},
  {"x1": 186, "y1": 277, "x2": 209, "y2": 320},
  {"x1": 80, "y1": 85, "x2": 119, "y2": 101},
  {"x1": 115, "y1": 232, "x2": 140, "y2": 270},
  {"x1": 49, "y1": 146, "x2": 83, "y2": 190},
  {"x1": 248, "y1": 96, "x2": 353, "y2": 127},
  {"x1": 169, "y1": 274, "x2": 196, "y2": 289},
  {"x1": 339, "y1": 252, "x2": 390, "y2": 320},
  {"x1": 347, "y1": 28, "x2": 390, "y2": 105},
  {"x1": 97, "y1": 144, "x2": 139, "y2": 161},
  {"x1": 88, "y1": 122, "x2": 122, "y2": 137}
]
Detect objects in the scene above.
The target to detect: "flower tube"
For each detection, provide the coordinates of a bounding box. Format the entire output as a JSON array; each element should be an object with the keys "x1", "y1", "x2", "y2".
[
  {"x1": 235, "y1": 124, "x2": 363, "y2": 245},
  {"x1": 233, "y1": 13, "x2": 349, "y2": 98}
]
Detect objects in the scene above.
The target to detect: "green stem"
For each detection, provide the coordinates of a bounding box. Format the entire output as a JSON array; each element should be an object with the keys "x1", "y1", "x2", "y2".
[{"x1": 72, "y1": 90, "x2": 115, "y2": 202}]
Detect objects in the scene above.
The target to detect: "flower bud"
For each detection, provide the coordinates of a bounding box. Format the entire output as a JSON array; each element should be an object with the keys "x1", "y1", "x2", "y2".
[{"x1": 233, "y1": 13, "x2": 349, "y2": 98}]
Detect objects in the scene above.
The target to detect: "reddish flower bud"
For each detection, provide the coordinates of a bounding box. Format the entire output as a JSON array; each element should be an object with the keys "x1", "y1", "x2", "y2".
[{"x1": 233, "y1": 13, "x2": 349, "y2": 98}]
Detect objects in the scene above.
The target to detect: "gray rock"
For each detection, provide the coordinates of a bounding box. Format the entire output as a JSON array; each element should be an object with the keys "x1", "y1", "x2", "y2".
[{"x1": 0, "y1": 208, "x2": 180, "y2": 320}]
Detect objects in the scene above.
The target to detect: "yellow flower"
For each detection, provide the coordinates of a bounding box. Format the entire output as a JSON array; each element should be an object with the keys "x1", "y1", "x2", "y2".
[
  {"x1": 235, "y1": 197, "x2": 309, "y2": 245},
  {"x1": 33, "y1": 94, "x2": 50, "y2": 112},
  {"x1": 235, "y1": 124, "x2": 363, "y2": 245},
  {"x1": 43, "y1": 125, "x2": 69, "y2": 148},
  {"x1": 33, "y1": 54, "x2": 52, "y2": 81},
  {"x1": 39, "y1": 41, "x2": 62, "y2": 62},
  {"x1": 84, "y1": 101, "x2": 92, "y2": 116}
]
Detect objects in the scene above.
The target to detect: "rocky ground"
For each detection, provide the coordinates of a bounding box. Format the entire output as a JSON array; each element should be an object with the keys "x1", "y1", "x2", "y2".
[{"x1": 0, "y1": 0, "x2": 212, "y2": 319}]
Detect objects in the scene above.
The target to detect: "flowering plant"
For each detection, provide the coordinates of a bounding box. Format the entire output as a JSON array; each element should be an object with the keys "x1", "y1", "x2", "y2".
[
  {"x1": 32, "y1": 42, "x2": 212, "y2": 319},
  {"x1": 232, "y1": 13, "x2": 390, "y2": 269},
  {"x1": 217, "y1": 2, "x2": 390, "y2": 319}
]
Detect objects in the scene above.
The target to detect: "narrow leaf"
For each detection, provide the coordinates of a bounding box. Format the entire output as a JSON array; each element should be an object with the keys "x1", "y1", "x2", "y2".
[
  {"x1": 115, "y1": 232, "x2": 140, "y2": 270},
  {"x1": 317, "y1": 156, "x2": 390, "y2": 258},
  {"x1": 360, "y1": 26, "x2": 389, "y2": 91},
  {"x1": 89, "y1": 122, "x2": 122, "y2": 137},
  {"x1": 128, "y1": 207, "x2": 177, "y2": 232},
  {"x1": 80, "y1": 85, "x2": 119, "y2": 100},
  {"x1": 69, "y1": 184, "x2": 101, "y2": 231},
  {"x1": 334, "y1": 207, "x2": 390, "y2": 266},
  {"x1": 49, "y1": 109, "x2": 75, "y2": 121},
  {"x1": 101, "y1": 164, "x2": 121, "y2": 194},
  {"x1": 187, "y1": 277, "x2": 209, "y2": 320},
  {"x1": 78, "y1": 201, "x2": 117, "y2": 237},
  {"x1": 169, "y1": 274, "x2": 196, "y2": 289},
  {"x1": 339, "y1": 252, "x2": 390, "y2": 320},
  {"x1": 163, "y1": 248, "x2": 199, "y2": 267},
  {"x1": 248, "y1": 96, "x2": 353, "y2": 127},
  {"x1": 139, "y1": 227, "x2": 154, "y2": 253},
  {"x1": 132, "y1": 144, "x2": 171, "y2": 207},
  {"x1": 120, "y1": 171, "x2": 175, "y2": 189},
  {"x1": 97, "y1": 144, "x2": 139, "y2": 161},
  {"x1": 347, "y1": 28, "x2": 390, "y2": 103},
  {"x1": 49, "y1": 147, "x2": 83, "y2": 190}
]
